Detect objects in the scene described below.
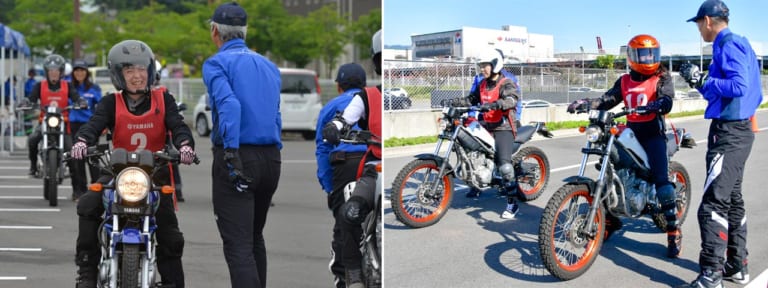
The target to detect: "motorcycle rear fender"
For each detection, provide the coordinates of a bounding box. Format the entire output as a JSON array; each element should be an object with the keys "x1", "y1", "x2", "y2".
[
  {"x1": 413, "y1": 153, "x2": 454, "y2": 176},
  {"x1": 562, "y1": 176, "x2": 595, "y2": 194}
]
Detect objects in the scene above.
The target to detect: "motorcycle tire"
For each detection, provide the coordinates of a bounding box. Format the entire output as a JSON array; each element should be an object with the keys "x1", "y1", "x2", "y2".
[
  {"x1": 539, "y1": 183, "x2": 605, "y2": 281},
  {"x1": 45, "y1": 149, "x2": 58, "y2": 207},
  {"x1": 120, "y1": 244, "x2": 141, "y2": 288},
  {"x1": 391, "y1": 159, "x2": 454, "y2": 228},
  {"x1": 651, "y1": 161, "x2": 692, "y2": 232},
  {"x1": 512, "y1": 146, "x2": 550, "y2": 201},
  {"x1": 363, "y1": 201, "x2": 382, "y2": 288}
]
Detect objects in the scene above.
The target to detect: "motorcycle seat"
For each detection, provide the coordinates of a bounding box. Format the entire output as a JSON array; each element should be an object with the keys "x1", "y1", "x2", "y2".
[{"x1": 515, "y1": 125, "x2": 536, "y2": 143}]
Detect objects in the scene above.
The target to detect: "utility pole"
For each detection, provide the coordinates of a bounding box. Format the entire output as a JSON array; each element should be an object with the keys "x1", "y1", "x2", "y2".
[{"x1": 73, "y1": 0, "x2": 81, "y2": 60}]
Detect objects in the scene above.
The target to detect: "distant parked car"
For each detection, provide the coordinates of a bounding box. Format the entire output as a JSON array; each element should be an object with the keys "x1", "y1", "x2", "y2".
[
  {"x1": 568, "y1": 87, "x2": 593, "y2": 92},
  {"x1": 384, "y1": 91, "x2": 412, "y2": 110},
  {"x1": 521, "y1": 99, "x2": 555, "y2": 108},
  {"x1": 384, "y1": 87, "x2": 408, "y2": 98},
  {"x1": 193, "y1": 93, "x2": 212, "y2": 137}
]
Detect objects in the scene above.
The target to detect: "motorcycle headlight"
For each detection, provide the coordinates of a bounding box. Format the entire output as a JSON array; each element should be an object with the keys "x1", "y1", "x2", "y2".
[
  {"x1": 116, "y1": 167, "x2": 150, "y2": 204},
  {"x1": 585, "y1": 125, "x2": 603, "y2": 143},
  {"x1": 46, "y1": 116, "x2": 60, "y2": 127},
  {"x1": 438, "y1": 118, "x2": 449, "y2": 131}
]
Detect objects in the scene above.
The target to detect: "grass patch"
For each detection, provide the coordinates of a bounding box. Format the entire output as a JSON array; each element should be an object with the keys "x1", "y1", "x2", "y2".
[{"x1": 384, "y1": 135, "x2": 438, "y2": 148}]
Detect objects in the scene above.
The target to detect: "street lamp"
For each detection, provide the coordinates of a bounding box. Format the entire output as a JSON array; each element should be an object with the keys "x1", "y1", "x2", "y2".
[{"x1": 580, "y1": 46, "x2": 585, "y2": 87}]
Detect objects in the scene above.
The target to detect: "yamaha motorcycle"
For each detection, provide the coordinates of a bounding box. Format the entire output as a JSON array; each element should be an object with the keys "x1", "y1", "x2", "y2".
[
  {"x1": 65, "y1": 144, "x2": 198, "y2": 288},
  {"x1": 537, "y1": 106, "x2": 696, "y2": 280},
  {"x1": 18, "y1": 102, "x2": 81, "y2": 207},
  {"x1": 339, "y1": 130, "x2": 381, "y2": 288},
  {"x1": 391, "y1": 104, "x2": 553, "y2": 228}
]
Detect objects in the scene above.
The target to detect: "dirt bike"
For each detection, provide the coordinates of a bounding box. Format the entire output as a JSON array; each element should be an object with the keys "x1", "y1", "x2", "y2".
[
  {"x1": 391, "y1": 104, "x2": 553, "y2": 228},
  {"x1": 65, "y1": 144, "x2": 198, "y2": 288},
  {"x1": 538, "y1": 106, "x2": 696, "y2": 281},
  {"x1": 18, "y1": 102, "x2": 82, "y2": 207},
  {"x1": 339, "y1": 130, "x2": 382, "y2": 288}
]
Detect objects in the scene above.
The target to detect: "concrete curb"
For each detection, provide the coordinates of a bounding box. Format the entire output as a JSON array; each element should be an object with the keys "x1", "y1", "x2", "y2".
[{"x1": 384, "y1": 114, "x2": 708, "y2": 159}]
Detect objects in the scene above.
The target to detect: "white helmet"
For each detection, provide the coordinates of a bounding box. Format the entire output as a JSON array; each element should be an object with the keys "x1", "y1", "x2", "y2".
[
  {"x1": 478, "y1": 48, "x2": 504, "y2": 74},
  {"x1": 372, "y1": 29, "x2": 382, "y2": 75}
]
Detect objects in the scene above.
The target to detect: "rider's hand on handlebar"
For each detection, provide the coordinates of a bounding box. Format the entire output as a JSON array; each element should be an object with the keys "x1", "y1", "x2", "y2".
[
  {"x1": 567, "y1": 99, "x2": 589, "y2": 114},
  {"x1": 179, "y1": 145, "x2": 196, "y2": 165},
  {"x1": 224, "y1": 149, "x2": 253, "y2": 193},
  {"x1": 479, "y1": 101, "x2": 500, "y2": 111},
  {"x1": 71, "y1": 141, "x2": 87, "y2": 160},
  {"x1": 644, "y1": 100, "x2": 663, "y2": 113}
]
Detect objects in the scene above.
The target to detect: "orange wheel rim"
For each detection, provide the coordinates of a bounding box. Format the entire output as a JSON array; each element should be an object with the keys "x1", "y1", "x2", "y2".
[
  {"x1": 519, "y1": 154, "x2": 547, "y2": 195},
  {"x1": 674, "y1": 171, "x2": 687, "y2": 219},
  {"x1": 397, "y1": 163, "x2": 452, "y2": 223},
  {"x1": 549, "y1": 189, "x2": 602, "y2": 272}
]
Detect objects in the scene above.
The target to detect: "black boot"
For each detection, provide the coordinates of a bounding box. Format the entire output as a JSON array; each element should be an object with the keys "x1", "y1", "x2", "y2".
[
  {"x1": 345, "y1": 268, "x2": 364, "y2": 288},
  {"x1": 75, "y1": 251, "x2": 98, "y2": 288},
  {"x1": 28, "y1": 162, "x2": 37, "y2": 176}
]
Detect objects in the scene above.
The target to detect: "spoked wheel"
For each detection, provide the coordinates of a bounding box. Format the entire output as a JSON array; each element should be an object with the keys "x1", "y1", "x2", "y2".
[
  {"x1": 652, "y1": 161, "x2": 692, "y2": 231},
  {"x1": 513, "y1": 146, "x2": 550, "y2": 201},
  {"x1": 391, "y1": 159, "x2": 453, "y2": 228},
  {"x1": 538, "y1": 184, "x2": 604, "y2": 281}
]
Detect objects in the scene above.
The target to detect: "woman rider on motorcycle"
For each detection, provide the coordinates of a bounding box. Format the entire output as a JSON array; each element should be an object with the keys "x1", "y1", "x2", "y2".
[
  {"x1": 566, "y1": 34, "x2": 682, "y2": 258},
  {"x1": 463, "y1": 48, "x2": 522, "y2": 219}
]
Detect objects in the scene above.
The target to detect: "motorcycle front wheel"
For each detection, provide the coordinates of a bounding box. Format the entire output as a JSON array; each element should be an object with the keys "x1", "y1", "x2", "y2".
[
  {"x1": 120, "y1": 244, "x2": 141, "y2": 288},
  {"x1": 45, "y1": 149, "x2": 58, "y2": 207},
  {"x1": 539, "y1": 183, "x2": 605, "y2": 281},
  {"x1": 391, "y1": 159, "x2": 454, "y2": 228},
  {"x1": 512, "y1": 146, "x2": 550, "y2": 201}
]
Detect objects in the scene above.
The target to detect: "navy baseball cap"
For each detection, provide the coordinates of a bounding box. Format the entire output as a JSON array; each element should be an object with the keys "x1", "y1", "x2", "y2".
[
  {"x1": 211, "y1": 2, "x2": 247, "y2": 26},
  {"x1": 335, "y1": 63, "x2": 367, "y2": 87},
  {"x1": 687, "y1": 0, "x2": 729, "y2": 22},
  {"x1": 72, "y1": 59, "x2": 88, "y2": 70}
]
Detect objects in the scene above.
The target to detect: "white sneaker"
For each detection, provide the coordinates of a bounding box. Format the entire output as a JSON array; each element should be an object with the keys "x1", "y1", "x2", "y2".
[{"x1": 501, "y1": 203, "x2": 519, "y2": 219}]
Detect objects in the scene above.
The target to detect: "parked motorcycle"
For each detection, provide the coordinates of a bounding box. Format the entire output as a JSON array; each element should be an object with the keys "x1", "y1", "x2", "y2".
[
  {"x1": 537, "y1": 106, "x2": 696, "y2": 281},
  {"x1": 65, "y1": 144, "x2": 198, "y2": 288},
  {"x1": 339, "y1": 130, "x2": 381, "y2": 288},
  {"x1": 18, "y1": 102, "x2": 81, "y2": 207},
  {"x1": 391, "y1": 104, "x2": 553, "y2": 228}
]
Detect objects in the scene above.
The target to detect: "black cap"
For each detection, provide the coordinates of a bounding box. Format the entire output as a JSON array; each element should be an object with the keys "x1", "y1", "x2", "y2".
[
  {"x1": 335, "y1": 63, "x2": 366, "y2": 88},
  {"x1": 72, "y1": 59, "x2": 88, "y2": 70},
  {"x1": 687, "y1": 0, "x2": 729, "y2": 22},
  {"x1": 211, "y1": 2, "x2": 248, "y2": 26}
]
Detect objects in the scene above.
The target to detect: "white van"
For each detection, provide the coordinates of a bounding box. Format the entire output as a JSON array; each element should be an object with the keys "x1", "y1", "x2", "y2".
[{"x1": 193, "y1": 68, "x2": 322, "y2": 140}]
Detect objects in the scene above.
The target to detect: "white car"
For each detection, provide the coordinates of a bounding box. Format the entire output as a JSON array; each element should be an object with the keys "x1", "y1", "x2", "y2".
[
  {"x1": 384, "y1": 87, "x2": 408, "y2": 98},
  {"x1": 521, "y1": 99, "x2": 555, "y2": 108},
  {"x1": 194, "y1": 68, "x2": 322, "y2": 140}
]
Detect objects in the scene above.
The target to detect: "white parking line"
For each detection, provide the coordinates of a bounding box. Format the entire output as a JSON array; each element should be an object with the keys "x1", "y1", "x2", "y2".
[
  {"x1": 0, "y1": 276, "x2": 27, "y2": 280},
  {"x1": 0, "y1": 225, "x2": 53, "y2": 230},
  {"x1": 0, "y1": 195, "x2": 68, "y2": 199},
  {"x1": 0, "y1": 176, "x2": 34, "y2": 179},
  {"x1": 0, "y1": 248, "x2": 42, "y2": 252},
  {"x1": 746, "y1": 268, "x2": 768, "y2": 288},
  {"x1": 0, "y1": 166, "x2": 26, "y2": 169},
  {"x1": 0, "y1": 208, "x2": 61, "y2": 212}
]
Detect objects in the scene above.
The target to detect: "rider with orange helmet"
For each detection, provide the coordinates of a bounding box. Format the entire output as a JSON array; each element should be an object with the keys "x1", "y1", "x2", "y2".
[{"x1": 567, "y1": 34, "x2": 681, "y2": 258}]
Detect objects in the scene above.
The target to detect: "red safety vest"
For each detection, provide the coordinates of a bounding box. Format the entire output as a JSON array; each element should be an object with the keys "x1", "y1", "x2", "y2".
[
  {"x1": 365, "y1": 86, "x2": 382, "y2": 159},
  {"x1": 479, "y1": 76, "x2": 516, "y2": 131},
  {"x1": 39, "y1": 80, "x2": 70, "y2": 122},
  {"x1": 621, "y1": 74, "x2": 660, "y2": 122},
  {"x1": 112, "y1": 87, "x2": 167, "y2": 152}
]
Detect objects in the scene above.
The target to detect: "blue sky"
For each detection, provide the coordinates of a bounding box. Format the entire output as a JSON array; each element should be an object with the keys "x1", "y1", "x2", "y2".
[{"x1": 383, "y1": 0, "x2": 767, "y2": 55}]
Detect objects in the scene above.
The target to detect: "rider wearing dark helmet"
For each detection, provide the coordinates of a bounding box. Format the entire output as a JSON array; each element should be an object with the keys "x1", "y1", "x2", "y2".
[
  {"x1": 23, "y1": 54, "x2": 86, "y2": 177},
  {"x1": 70, "y1": 40, "x2": 196, "y2": 288},
  {"x1": 567, "y1": 34, "x2": 681, "y2": 258}
]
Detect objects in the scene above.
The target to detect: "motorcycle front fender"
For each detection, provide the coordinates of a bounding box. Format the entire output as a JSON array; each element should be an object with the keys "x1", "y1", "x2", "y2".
[
  {"x1": 413, "y1": 153, "x2": 454, "y2": 176},
  {"x1": 118, "y1": 228, "x2": 144, "y2": 244},
  {"x1": 562, "y1": 176, "x2": 596, "y2": 194}
]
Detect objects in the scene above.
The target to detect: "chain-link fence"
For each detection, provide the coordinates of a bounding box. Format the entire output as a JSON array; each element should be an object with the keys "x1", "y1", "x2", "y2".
[{"x1": 382, "y1": 60, "x2": 768, "y2": 111}]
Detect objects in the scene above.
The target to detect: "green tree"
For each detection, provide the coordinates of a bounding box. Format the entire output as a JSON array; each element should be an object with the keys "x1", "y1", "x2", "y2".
[
  {"x1": 240, "y1": 0, "x2": 288, "y2": 55},
  {"x1": 305, "y1": 4, "x2": 348, "y2": 77},
  {"x1": 595, "y1": 54, "x2": 617, "y2": 69},
  {"x1": 9, "y1": 0, "x2": 77, "y2": 57},
  {"x1": 272, "y1": 16, "x2": 319, "y2": 68},
  {"x1": 349, "y1": 8, "x2": 381, "y2": 60},
  {"x1": 0, "y1": 0, "x2": 15, "y2": 24}
]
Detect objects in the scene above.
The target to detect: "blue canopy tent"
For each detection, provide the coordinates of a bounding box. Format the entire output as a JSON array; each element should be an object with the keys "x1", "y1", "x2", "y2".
[{"x1": 0, "y1": 23, "x2": 31, "y2": 153}]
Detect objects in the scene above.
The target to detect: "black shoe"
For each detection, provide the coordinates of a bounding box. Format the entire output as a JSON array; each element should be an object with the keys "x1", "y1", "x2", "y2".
[
  {"x1": 677, "y1": 269, "x2": 723, "y2": 288},
  {"x1": 75, "y1": 266, "x2": 97, "y2": 288},
  {"x1": 604, "y1": 214, "x2": 623, "y2": 241},
  {"x1": 345, "y1": 269, "x2": 364, "y2": 288},
  {"x1": 724, "y1": 260, "x2": 749, "y2": 284},
  {"x1": 28, "y1": 166, "x2": 37, "y2": 176},
  {"x1": 667, "y1": 229, "x2": 682, "y2": 258},
  {"x1": 176, "y1": 196, "x2": 185, "y2": 202},
  {"x1": 465, "y1": 188, "x2": 481, "y2": 198}
]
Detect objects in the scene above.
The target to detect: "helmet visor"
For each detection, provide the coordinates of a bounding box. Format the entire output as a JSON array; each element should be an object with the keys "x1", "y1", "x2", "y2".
[{"x1": 628, "y1": 47, "x2": 660, "y2": 64}]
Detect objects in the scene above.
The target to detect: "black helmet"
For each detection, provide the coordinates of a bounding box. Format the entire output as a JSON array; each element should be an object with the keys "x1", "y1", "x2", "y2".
[
  {"x1": 107, "y1": 40, "x2": 156, "y2": 93},
  {"x1": 43, "y1": 54, "x2": 66, "y2": 82}
]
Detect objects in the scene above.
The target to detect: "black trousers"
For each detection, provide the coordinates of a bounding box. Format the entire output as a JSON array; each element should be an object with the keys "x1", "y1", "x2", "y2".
[
  {"x1": 69, "y1": 122, "x2": 100, "y2": 197},
  {"x1": 340, "y1": 151, "x2": 379, "y2": 271},
  {"x1": 212, "y1": 145, "x2": 281, "y2": 288},
  {"x1": 328, "y1": 151, "x2": 365, "y2": 288},
  {"x1": 698, "y1": 119, "x2": 754, "y2": 272},
  {"x1": 76, "y1": 169, "x2": 185, "y2": 287}
]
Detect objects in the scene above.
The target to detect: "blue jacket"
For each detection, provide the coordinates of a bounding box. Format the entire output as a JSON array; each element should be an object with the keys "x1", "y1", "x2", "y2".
[
  {"x1": 24, "y1": 78, "x2": 36, "y2": 97},
  {"x1": 472, "y1": 70, "x2": 523, "y2": 119},
  {"x1": 699, "y1": 28, "x2": 763, "y2": 120},
  {"x1": 68, "y1": 83, "x2": 102, "y2": 123},
  {"x1": 203, "y1": 39, "x2": 282, "y2": 149},
  {"x1": 315, "y1": 88, "x2": 368, "y2": 193}
]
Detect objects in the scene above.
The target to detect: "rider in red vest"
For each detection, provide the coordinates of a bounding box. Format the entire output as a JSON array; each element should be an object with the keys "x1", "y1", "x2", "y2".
[
  {"x1": 321, "y1": 29, "x2": 382, "y2": 288},
  {"x1": 463, "y1": 47, "x2": 523, "y2": 219},
  {"x1": 567, "y1": 34, "x2": 681, "y2": 258},
  {"x1": 22, "y1": 54, "x2": 86, "y2": 177},
  {"x1": 69, "y1": 40, "x2": 196, "y2": 288}
]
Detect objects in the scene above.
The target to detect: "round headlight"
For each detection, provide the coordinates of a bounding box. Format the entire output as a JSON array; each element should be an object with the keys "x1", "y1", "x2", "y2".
[
  {"x1": 46, "y1": 116, "x2": 60, "y2": 127},
  {"x1": 585, "y1": 125, "x2": 603, "y2": 143},
  {"x1": 116, "y1": 167, "x2": 150, "y2": 203}
]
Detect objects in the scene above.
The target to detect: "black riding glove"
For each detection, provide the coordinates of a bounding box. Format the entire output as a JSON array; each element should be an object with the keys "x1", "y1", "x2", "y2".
[
  {"x1": 322, "y1": 121, "x2": 342, "y2": 145},
  {"x1": 680, "y1": 62, "x2": 708, "y2": 89},
  {"x1": 224, "y1": 149, "x2": 252, "y2": 193}
]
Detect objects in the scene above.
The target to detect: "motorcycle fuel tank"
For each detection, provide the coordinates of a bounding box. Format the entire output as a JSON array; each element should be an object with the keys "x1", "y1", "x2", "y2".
[
  {"x1": 615, "y1": 127, "x2": 650, "y2": 169},
  {"x1": 466, "y1": 121, "x2": 495, "y2": 148}
]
